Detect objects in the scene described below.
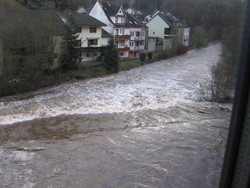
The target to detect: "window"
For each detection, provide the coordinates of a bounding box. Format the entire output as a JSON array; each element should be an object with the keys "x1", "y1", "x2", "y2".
[
  {"x1": 136, "y1": 31, "x2": 140, "y2": 37},
  {"x1": 130, "y1": 41, "x2": 134, "y2": 47},
  {"x1": 120, "y1": 53, "x2": 124, "y2": 57},
  {"x1": 139, "y1": 41, "x2": 144, "y2": 46},
  {"x1": 121, "y1": 17, "x2": 125, "y2": 23},
  {"x1": 141, "y1": 32, "x2": 144, "y2": 36},
  {"x1": 90, "y1": 27, "x2": 97, "y2": 33},
  {"x1": 120, "y1": 28, "x2": 125, "y2": 35},
  {"x1": 120, "y1": 40, "x2": 125, "y2": 47},
  {"x1": 115, "y1": 17, "x2": 118, "y2": 23},
  {"x1": 164, "y1": 28, "x2": 173, "y2": 35},
  {"x1": 88, "y1": 39, "x2": 98, "y2": 46},
  {"x1": 76, "y1": 27, "x2": 82, "y2": 33},
  {"x1": 130, "y1": 31, "x2": 134, "y2": 36}
]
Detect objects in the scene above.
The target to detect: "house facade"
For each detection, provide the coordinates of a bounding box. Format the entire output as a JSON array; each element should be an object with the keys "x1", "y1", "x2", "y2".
[
  {"x1": 89, "y1": 0, "x2": 147, "y2": 59},
  {"x1": 146, "y1": 11, "x2": 190, "y2": 50},
  {"x1": 59, "y1": 12, "x2": 108, "y2": 62}
]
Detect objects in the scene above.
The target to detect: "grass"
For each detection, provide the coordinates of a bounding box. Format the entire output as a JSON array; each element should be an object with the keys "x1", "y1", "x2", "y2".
[
  {"x1": 119, "y1": 59, "x2": 142, "y2": 71},
  {"x1": 0, "y1": 0, "x2": 27, "y2": 9},
  {"x1": 69, "y1": 65, "x2": 108, "y2": 79},
  {"x1": 70, "y1": 59, "x2": 143, "y2": 80}
]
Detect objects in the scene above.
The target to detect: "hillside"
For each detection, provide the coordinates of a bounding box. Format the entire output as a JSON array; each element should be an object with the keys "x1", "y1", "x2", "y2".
[{"x1": 0, "y1": 0, "x2": 27, "y2": 9}]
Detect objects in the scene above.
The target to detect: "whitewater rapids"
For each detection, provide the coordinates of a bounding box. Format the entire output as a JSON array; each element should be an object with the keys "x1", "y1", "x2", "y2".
[
  {"x1": 0, "y1": 43, "x2": 225, "y2": 125},
  {"x1": 0, "y1": 43, "x2": 232, "y2": 188}
]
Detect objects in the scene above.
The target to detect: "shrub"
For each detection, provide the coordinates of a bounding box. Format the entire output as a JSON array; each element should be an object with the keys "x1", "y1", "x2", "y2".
[
  {"x1": 139, "y1": 53, "x2": 146, "y2": 62},
  {"x1": 155, "y1": 50, "x2": 169, "y2": 61},
  {"x1": 147, "y1": 52, "x2": 153, "y2": 60},
  {"x1": 177, "y1": 45, "x2": 189, "y2": 55}
]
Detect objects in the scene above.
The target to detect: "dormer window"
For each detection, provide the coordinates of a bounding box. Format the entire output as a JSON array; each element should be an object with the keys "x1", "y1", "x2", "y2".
[
  {"x1": 115, "y1": 17, "x2": 118, "y2": 23},
  {"x1": 90, "y1": 27, "x2": 97, "y2": 33}
]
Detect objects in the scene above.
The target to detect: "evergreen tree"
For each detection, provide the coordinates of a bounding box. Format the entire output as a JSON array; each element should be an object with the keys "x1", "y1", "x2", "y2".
[
  {"x1": 104, "y1": 38, "x2": 119, "y2": 73},
  {"x1": 60, "y1": 15, "x2": 81, "y2": 71}
]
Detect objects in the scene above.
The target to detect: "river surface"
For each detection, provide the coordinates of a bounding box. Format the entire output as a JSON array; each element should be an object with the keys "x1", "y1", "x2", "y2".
[{"x1": 0, "y1": 43, "x2": 231, "y2": 188}]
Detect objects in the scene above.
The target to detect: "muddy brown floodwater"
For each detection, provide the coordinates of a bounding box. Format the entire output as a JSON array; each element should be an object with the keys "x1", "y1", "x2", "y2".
[{"x1": 0, "y1": 43, "x2": 231, "y2": 188}]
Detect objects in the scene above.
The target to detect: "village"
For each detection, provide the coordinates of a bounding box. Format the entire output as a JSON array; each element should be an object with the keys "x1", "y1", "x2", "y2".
[{"x1": 0, "y1": 0, "x2": 190, "y2": 77}]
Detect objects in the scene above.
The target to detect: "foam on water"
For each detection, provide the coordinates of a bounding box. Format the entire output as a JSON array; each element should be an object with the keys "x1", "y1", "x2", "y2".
[{"x1": 0, "y1": 44, "x2": 222, "y2": 125}]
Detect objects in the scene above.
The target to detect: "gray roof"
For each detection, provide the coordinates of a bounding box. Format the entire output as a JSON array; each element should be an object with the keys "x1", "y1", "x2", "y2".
[
  {"x1": 60, "y1": 12, "x2": 106, "y2": 27},
  {"x1": 153, "y1": 11, "x2": 186, "y2": 28},
  {"x1": 101, "y1": 2, "x2": 121, "y2": 16},
  {"x1": 125, "y1": 13, "x2": 147, "y2": 28}
]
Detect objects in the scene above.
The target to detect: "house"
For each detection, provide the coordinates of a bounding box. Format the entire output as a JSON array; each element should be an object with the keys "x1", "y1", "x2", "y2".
[
  {"x1": 59, "y1": 12, "x2": 109, "y2": 63},
  {"x1": 146, "y1": 11, "x2": 190, "y2": 50},
  {"x1": 89, "y1": 0, "x2": 148, "y2": 59},
  {"x1": 125, "y1": 13, "x2": 147, "y2": 58}
]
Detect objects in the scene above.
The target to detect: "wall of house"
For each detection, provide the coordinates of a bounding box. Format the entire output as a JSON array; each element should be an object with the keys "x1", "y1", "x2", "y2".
[
  {"x1": 110, "y1": 16, "x2": 125, "y2": 25},
  {"x1": 114, "y1": 28, "x2": 130, "y2": 36},
  {"x1": 81, "y1": 52, "x2": 101, "y2": 62},
  {"x1": 128, "y1": 51, "x2": 143, "y2": 59},
  {"x1": 147, "y1": 38, "x2": 156, "y2": 52},
  {"x1": 183, "y1": 28, "x2": 190, "y2": 46},
  {"x1": 100, "y1": 38, "x2": 109, "y2": 47},
  {"x1": 89, "y1": 2, "x2": 114, "y2": 35},
  {"x1": 119, "y1": 51, "x2": 129, "y2": 59},
  {"x1": 146, "y1": 15, "x2": 169, "y2": 39},
  {"x1": 78, "y1": 26, "x2": 102, "y2": 48},
  {"x1": 0, "y1": 38, "x2": 3, "y2": 76}
]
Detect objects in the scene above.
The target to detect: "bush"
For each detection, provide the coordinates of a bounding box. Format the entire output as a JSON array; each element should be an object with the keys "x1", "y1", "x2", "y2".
[
  {"x1": 200, "y1": 62, "x2": 233, "y2": 102},
  {"x1": 147, "y1": 52, "x2": 153, "y2": 60},
  {"x1": 155, "y1": 50, "x2": 169, "y2": 61},
  {"x1": 139, "y1": 53, "x2": 146, "y2": 62},
  {"x1": 177, "y1": 45, "x2": 189, "y2": 55}
]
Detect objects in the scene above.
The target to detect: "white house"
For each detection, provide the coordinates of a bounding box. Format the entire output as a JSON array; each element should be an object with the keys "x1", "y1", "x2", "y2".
[
  {"x1": 59, "y1": 12, "x2": 109, "y2": 62},
  {"x1": 89, "y1": 0, "x2": 148, "y2": 59},
  {"x1": 89, "y1": 0, "x2": 115, "y2": 35}
]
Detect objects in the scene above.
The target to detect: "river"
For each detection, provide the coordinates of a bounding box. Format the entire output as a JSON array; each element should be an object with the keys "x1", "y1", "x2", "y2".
[{"x1": 0, "y1": 43, "x2": 231, "y2": 187}]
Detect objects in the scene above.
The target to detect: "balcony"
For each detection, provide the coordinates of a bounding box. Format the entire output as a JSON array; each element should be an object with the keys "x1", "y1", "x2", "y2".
[
  {"x1": 115, "y1": 35, "x2": 130, "y2": 40},
  {"x1": 81, "y1": 47, "x2": 105, "y2": 52},
  {"x1": 118, "y1": 47, "x2": 130, "y2": 52},
  {"x1": 131, "y1": 36, "x2": 145, "y2": 40},
  {"x1": 164, "y1": 28, "x2": 179, "y2": 37},
  {"x1": 130, "y1": 46, "x2": 145, "y2": 51}
]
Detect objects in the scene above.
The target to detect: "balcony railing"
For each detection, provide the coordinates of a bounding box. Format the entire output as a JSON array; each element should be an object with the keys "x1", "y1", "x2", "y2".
[
  {"x1": 118, "y1": 47, "x2": 130, "y2": 52},
  {"x1": 131, "y1": 36, "x2": 145, "y2": 40},
  {"x1": 115, "y1": 35, "x2": 130, "y2": 40},
  {"x1": 130, "y1": 46, "x2": 145, "y2": 51}
]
